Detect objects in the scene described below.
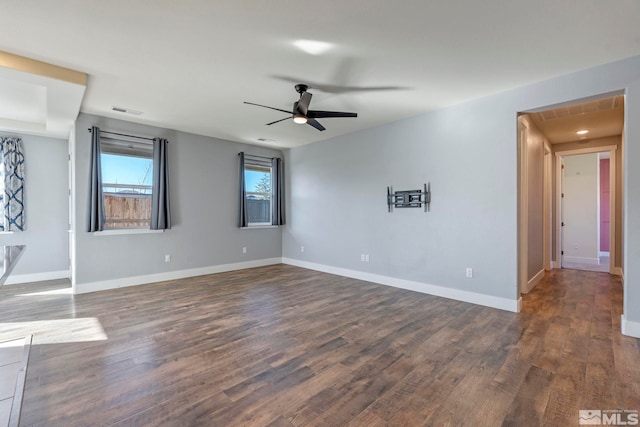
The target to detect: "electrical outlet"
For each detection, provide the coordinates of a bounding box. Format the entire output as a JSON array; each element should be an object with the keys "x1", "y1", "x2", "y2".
[
  {"x1": 165, "y1": 254, "x2": 171, "y2": 263},
  {"x1": 466, "y1": 268, "x2": 473, "y2": 278},
  {"x1": 301, "y1": 246, "x2": 305, "y2": 253},
  {"x1": 242, "y1": 247, "x2": 247, "y2": 254}
]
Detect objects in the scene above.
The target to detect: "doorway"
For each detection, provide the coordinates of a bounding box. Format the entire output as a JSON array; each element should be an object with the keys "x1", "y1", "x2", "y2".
[
  {"x1": 517, "y1": 93, "x2": 624, "y2": 297},
  {"x1": 559, "y1": 149, "x2": 615, "y2": 273}
]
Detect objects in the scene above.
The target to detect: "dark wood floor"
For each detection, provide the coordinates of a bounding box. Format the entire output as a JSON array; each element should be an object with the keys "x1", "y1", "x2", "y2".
[{"x1": 0, "y1": 265, "x2": 638, "y2": 426}]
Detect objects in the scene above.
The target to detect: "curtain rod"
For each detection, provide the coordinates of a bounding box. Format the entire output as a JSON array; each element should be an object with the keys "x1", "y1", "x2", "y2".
[
  {"x1": 239, "y1": 152, "x2": 278, "y2": 161},
  {"x1": 88, "y1": 128, "x2": 156, "y2": 142}
]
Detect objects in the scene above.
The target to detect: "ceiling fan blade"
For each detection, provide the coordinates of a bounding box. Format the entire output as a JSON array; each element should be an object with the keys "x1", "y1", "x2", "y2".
[
  {"x1": 270, "y1": 75, "x2": 406, "y2": 94},
  {"x1": 322, "y1": 85, "x2": 407, "y2": 93},
  {"x1": 307, "y1": 118, "x2": 326, "y2": 131},
  {"x1": 297, "y1": 92, "x2": 312, "y2": 115},
  {"x1": 307, "y1": 110, "x2": 358, "y2": 119},
  {"x1": 244, "y1": 102, "x2": 293, "y2": 115},
  {"x1": 266, "y1": 117, "x2": 291, "y2": 126}
]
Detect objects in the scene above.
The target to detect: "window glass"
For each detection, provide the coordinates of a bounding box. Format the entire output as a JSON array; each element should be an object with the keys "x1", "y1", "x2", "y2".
[
  {"x1": 244, "y1": 164, "x2": 272, "y2": 225},
  {"x1": 101, "y1": 150, "x2": 153, "y2": 229}
]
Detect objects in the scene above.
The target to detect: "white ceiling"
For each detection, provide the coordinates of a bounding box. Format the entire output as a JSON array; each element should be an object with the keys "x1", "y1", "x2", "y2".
[{"x1": 2, "y1": 1, "x2": 640, "y2": 148}]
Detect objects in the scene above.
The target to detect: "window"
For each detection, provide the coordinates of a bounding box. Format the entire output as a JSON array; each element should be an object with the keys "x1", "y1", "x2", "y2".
[
  {"x1": 100, "y1": 139, "x2": 153, "y2": 229},
  {"x1": 238, "y1": 152, "x2": 283, "y2": 228},
  {"x1": 244, "y1": 159, "x2": 272, "y2": 226}
]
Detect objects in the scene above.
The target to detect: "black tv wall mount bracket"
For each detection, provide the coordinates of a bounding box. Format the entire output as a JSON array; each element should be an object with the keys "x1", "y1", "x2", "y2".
[{"x1": 386, "y1": 183, "x2": 431, "y2": 213}]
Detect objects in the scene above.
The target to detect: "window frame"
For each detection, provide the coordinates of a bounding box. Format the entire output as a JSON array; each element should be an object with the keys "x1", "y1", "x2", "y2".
[
  {"x1": 100, "y1": 138, "x2": 154, "y2": 230},
  {"x1": 243, "y1": 160, "x2": 273, "y2": 227}
]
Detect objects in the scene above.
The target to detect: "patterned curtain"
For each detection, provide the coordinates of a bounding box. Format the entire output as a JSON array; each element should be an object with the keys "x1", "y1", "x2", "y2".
[{"x1": 0, "y1": 137, "x2": 25, "y2": 231}]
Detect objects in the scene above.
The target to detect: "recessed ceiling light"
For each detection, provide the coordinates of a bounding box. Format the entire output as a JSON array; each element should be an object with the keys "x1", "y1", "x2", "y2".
[
  {"x1": 576, "y1": 129, "x2": 589, "y2": 135},
  {"x1": 293, "y1": 40, "x2": 332, "y2": 55}
]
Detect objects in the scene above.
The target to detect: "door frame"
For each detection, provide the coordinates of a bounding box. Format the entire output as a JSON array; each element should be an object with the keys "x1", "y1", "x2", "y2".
[
  {"x1": 543, "y1": 149, "x2": 552, "y2": 271},
  {"x1": 517, "y1": 119, "x2": 529, "y2": 295},
  {"x1": 555, "y1": 145, "x2": 617, "y2": 274}
]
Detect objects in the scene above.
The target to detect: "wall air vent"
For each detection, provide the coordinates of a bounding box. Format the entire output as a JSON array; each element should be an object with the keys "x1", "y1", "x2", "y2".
[{"x1": 111, "y1": 106, "x2": 143, "y2": 115}]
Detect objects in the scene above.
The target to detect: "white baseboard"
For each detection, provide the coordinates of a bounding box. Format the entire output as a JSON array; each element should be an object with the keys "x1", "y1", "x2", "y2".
[
  {"x1": 282, "y1": 258, "x2": 520, "y2": 313},
  {"x1": 621, "y1": 315, "x2": 640, "y2": 338},
  {"x1": 562, "y1": 256, "x2": 599, "y2": 265},
  {"x1": 551, "y1": 261, "x2": 561, "y2": 269},
  {"x1": 75, "y1": 258, "x2": 282, "y2": 294},
  {"x1": 599, "y1": 251, "x2": 610, "y2": 257},
  {"x1": 4, "y1": 270, "x2": 70, "y2": 285},
  {"x1": 523, "y1": 269, "x2": 545, "y2": 294}
]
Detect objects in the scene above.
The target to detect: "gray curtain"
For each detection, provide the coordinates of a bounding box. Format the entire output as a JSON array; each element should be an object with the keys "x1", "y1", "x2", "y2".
[
  {"x1": 86, "y1": 126, "x2": 105, "y2": 232},
  {"x1": 271, "y1": 157, "x2": 285, "y2": 226},
  {"x1": 151, "y1": 138, "x2": 171, "y2": 230},
  {"x1": 238, "y1": 152, "x2": 248, "y2": 227}
]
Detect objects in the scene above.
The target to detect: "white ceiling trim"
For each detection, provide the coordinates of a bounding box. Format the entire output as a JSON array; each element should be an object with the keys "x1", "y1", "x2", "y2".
[{"x1": 0, "y1": 51, "x2": 86, "y2": 139}]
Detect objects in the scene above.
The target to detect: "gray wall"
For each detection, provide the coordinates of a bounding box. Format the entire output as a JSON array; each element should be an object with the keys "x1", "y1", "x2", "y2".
[
  {"x1": 283, "y1": 54, "x2": 640, "y2": 324},
  {"x1": 624, "y1": 78, "x2": 638, "y2": 322},
  {"x1": 0, "y1": 131, "x2": 69, "y2": 276},
  {"x1": 284, "y1": 102, "x2": 518, "y2": 301},
  {"x1": 72, "y1": 113, "x2": 282, "y2": 289}
]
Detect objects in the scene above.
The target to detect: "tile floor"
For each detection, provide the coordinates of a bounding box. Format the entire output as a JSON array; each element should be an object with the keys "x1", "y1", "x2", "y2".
[
  {"x1": 562, "y1": 255, "x2": 610, "y2": 273},
  {"x1": 0, "y1": 338, "x2": 27, "y2": 427}
]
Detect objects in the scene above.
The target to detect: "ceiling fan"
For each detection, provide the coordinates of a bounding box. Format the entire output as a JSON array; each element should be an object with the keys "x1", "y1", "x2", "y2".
[{"x1": 243, "y1": 84, "x2": 357, "y2": 131}]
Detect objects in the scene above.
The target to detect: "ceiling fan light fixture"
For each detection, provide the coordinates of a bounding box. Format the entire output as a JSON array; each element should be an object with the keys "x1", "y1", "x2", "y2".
[
  {"x1": 576, "y1": 129, "x2": 589, "y2": 135},
  {"x1": 293, "y1": 114, "x2": 308, "y2": 124}
]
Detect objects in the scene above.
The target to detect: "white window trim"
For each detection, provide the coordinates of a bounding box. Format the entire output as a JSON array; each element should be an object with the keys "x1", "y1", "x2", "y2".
[
  {"x1": 93, "y1": 229, "x2": 164, "y2": 236},
  {"x1": 241, "y1": 225, "x2": 278, "y2": 229}
]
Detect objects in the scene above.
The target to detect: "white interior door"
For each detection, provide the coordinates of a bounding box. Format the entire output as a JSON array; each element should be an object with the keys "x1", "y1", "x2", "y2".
[{"x1": 561, "y1": 153, "x2": 599, "y2": 267}]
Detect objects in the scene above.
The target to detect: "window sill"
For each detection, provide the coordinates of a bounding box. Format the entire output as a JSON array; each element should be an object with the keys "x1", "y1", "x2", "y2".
[
  {"x1": 241, "y1": 225, "x2": 278, "y2": 229},
  {"x1": 93, "y1": 229, "x2": 165, "y2": 236}
]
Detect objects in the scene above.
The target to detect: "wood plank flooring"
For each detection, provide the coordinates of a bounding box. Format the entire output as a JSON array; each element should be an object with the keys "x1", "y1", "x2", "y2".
[{"x1": 0, "y1": 265, "x2": 638, "y2": 426}]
